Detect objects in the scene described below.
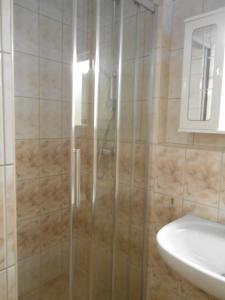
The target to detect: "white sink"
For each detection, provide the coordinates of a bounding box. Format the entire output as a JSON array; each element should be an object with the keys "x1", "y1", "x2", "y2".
[{"x1": 156, "y1": 215, "x2": 225, "y2": 300}]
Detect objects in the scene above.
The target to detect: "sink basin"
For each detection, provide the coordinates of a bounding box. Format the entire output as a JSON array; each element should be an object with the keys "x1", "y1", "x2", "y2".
[{"x1": 156, "y1": 215, "x2": 225, "y2": 300}]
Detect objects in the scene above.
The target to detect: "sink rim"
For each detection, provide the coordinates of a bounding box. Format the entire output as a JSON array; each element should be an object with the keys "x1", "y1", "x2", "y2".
[{"x1": 157, "y1": 214, "x2": 225, "y2": 284}]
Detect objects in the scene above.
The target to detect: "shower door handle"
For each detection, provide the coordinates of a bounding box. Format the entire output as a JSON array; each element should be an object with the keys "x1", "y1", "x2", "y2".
[{"x1": 74, "y1": 149, "x2": 81, "y2": 208}]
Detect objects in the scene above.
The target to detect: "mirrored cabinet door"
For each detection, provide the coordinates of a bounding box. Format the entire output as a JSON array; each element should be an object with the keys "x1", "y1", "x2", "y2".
[{"x1": 180, "y1": 9, "x2": 225, "y2": 134}]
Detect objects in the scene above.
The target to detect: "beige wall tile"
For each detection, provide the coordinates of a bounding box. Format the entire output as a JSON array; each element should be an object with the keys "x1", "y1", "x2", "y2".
[
  {"x1": 40, "y1": 59, "x2": 62, "y2": 101},
  {"x1": 5, "y1": 166, "x2": 17, "y2": 267},
  {"x1": 40, "y1": 0, "x2": 63, "y2": 22},
  {"x1": 17, "y1": 179, "x2": 40, "y2": 220},
  {"x1": 0, "y1": 167, "x2": 6, "y2": 270},
  {"x1": 7, "y1": 266, "x2": 18, "y2": 300},
  {"x1": 182, "y1": 200, "x2": 218, "y2": 221},
  {"x1": 18, "y1": 218, "x2": 40, "y2": 259},
  {"x1": 3, "y1": 54, "x2": 14, "y2": 164},
  {"x1": 62, "y1": 24, "x2": 73, "y2": 64},
  {"x1": 63, "y1": 0, "x2": 73, "y2": 25},
  {"x1": 40, "y1": 100, "x2": 62, "y2": 138},
  {"x1": 184, "y1": 149, "x2": 222, "y2": 207},
  {"x1": 166, "y1": 100, "x2": 194, "y2": 144},
  {"x1": 150, "y1": 192, "x2": 182, "y2": 226},
  {"x1": 16, "y1": 139, "x2": 40, "y2": 180},
  {"x1": 14, "y1": 0, "x2": 39, "y2": 11},
  {"x1": 62, "y1": 64, "x2": 72, "y2": 100},
  {"x1": 168, "y1": 49, "x2": 183, "y2": 99},
  {"x1": 0, "y1": 269, "x2": 7, "y2": 300},
  {"x1": 40, "y1": 16, "x2": 62, "y2": 61},
  {"x1": 155, "y1": 145, "x2": 185, "y2": 196},
  {"x1": 40, "y1": 139, "x2": 62, "y2": 176},
  {"x1": 0, "y1": 55, "x2": 4, "y2": 165},
  {"x1": 171, "y1": 0, "x2": 203, "y2": 50},
  {"x1": 14, "y1": 5, "x2": 39, "y2": 55},
  {"x1": 15, "y1": 97, "x2": 39, "y2": 139},
  {"x1": 40, "y1": 211, "x2": 62, "y2": 249},
  {"x1": 203, "y1": 0, "x2": 225, "y2": 12},
  {"x1": 39, "y1": 176, "x2": 62, "y2": 214},
  {"x1": 40, "y1": 244, "x2": 62, "y2": 284},
  {"x1": 1, "y1": 0, "x2": 12, "y2": 53},
  {"x1": 18, "y1": 255, "x2": 41, "y2": 296},
  {"x1": 14, "y1": 52, "x2": 39, "y2": 98}
]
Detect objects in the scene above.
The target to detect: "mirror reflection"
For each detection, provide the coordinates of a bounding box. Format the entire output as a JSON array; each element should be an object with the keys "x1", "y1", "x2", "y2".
[{"x1": 188, "y1": 24, "x2": 217, "y2": 121}]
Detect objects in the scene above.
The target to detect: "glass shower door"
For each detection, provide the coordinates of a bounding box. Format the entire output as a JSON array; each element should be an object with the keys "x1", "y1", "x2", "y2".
[
  {"x1": 71, "y1": 0, "x2": 121, "y2": 299},
  {"x1": 71, "y1": 1, "x2": 155, "y2": 300}
]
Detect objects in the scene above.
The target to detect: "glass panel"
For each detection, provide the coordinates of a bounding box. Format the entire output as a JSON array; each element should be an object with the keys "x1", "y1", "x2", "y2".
[
  {"x1": 73, "y1": 0, "x2": 94, "y2": 299},
  {"x1": 72, "y1": 1, "x2": 154, "y2": 300},
  {"x1": 188, "y1": 24, "x2": 217, "y2": 121}
]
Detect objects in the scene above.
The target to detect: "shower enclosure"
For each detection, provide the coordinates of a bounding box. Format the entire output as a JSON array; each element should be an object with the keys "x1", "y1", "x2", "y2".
[
  {"x1": 71, "y1": 0, "x2": 155, "y2": 299},
  {"x1": 14, "y1": 0, "x2": 155, "y2": 299}
]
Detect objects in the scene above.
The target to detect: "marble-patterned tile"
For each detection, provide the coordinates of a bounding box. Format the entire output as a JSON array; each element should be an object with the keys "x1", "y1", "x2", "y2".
[
  {"x1": 39, "y1": 175, "x2": 62, "y2": 213},
  {"x1": 184, "y1": 149, "x2": 222, "y2": 207},
  {"x1": 18, "y1": 217, "x2": 40, "y2": 259},
  {"x1": 166, "y1": 100, "x2": 194, "y2": 144},
  {"x1": 61, "y1": 138, "x2": 70, "y2": 174},
  {"x1": 74, "y1": 199, "x2": 92, "y2": 238},
  {"x1": 150, "y1": 192, "x2": 182, "y2": 226},
  {"x1": 131, "y1": 187, "x2": 145, "y2": 226},
  {"x1": 40, "y1": 244, "x2": 62, "y2": 284},
  {"x1": 134, "y1": 143, "x2": 146, "y2": 188},
  {"x1": 130, "y1": 225, "x2": 143, "y2": 266},
  {"x1": 182, "y1": 200, "x2": 218, "y2": 221},
  {"x1": 16, "y1": 139, "x2": 40, "y2": 180},
  {"x1": 17, "y1": 178, "x2": 40, "y2": 219},
  {"x1": 5, "y1": 166, "x2": 17, "y2": 267},
  {"x1": 119, "y1": 142, "x2": 132, "y2": 184},
  {"x1": 156, "y1": 145, "x2": 185, "y2": 197},
  {"x1": 178, "y1": 279, "x2": 212, "y2": 300},
  {"x1": 62, "y1": 101, "x2": 72, "y2": 138},
  {"x1": 129, "y1": 265, "x2": 142, "y2": 300},
  {"x1": 74, "y1": 236, "x2": 90, "y2": 275},
  {"x1": 40, "y1": 139, "x2": 62, "y2": 176},
  {"x1": 40, "y1": 211, "x2": 62, "y2": 249},
  {"x1": 18, "y1": 255, "x2": 41, "y2": 296}
]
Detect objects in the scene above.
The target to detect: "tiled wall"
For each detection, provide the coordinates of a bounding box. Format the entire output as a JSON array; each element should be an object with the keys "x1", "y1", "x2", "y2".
[
  {"x1": 13, "y1": 0, "x2": 73, "y2": 298},
  {"x1": 0, "y1": 0, "x2": 18, "y2": 299},
  {"x1": 146, "y1": 0, "x2": 225, "y2": 299}
]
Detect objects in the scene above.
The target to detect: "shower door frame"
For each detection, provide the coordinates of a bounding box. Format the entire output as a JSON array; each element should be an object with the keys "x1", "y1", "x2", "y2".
[{"x1": 70, "y1": 1, "x2": 157, "y2": 300}]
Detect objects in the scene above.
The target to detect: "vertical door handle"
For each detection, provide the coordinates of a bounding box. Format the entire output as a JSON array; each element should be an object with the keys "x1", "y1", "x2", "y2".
[{"x1": 74, "y1": 149, "x2": 81, "y2": 208}]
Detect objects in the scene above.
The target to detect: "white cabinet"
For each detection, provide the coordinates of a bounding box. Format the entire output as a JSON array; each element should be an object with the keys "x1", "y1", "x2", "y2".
[{"x1": 180, "y1": 8, "x2": 225, "y2": 134}]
